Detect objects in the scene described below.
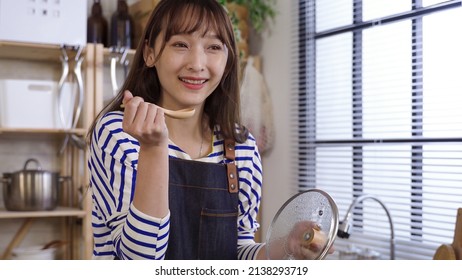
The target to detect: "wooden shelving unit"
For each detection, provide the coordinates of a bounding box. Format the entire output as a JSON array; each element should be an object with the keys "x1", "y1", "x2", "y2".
[{"x1": 0, "y1": 40, "x2": 95, "y2": 260}]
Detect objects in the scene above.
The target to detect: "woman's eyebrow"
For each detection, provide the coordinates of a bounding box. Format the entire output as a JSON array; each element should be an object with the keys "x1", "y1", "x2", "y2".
[
  {"x1": 204, "y1": 34, "x2": 224, "y2": 42},
  {"x1": 170, "y1": 32, "x2": 222, "y2": 42}
]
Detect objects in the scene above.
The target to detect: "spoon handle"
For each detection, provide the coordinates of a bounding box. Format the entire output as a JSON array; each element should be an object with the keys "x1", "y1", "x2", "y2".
[{"x1": 120, "y1": 103, "x2": 195, "y2": 119}]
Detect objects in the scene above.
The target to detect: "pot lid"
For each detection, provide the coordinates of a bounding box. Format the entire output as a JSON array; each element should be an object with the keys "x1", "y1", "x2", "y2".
[{"x1": 266, "y1": 189, "x2": 339, "y2": 260}]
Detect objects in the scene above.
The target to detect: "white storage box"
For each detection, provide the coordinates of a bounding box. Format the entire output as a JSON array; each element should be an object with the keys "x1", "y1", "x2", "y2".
[
  {"x1": 11, "y1": 246, "x2": 57, "y2": 260},
  {"x1": 0, "y1": 79, "x2": 75, "y2": 129},
  {"x1": 0, "y1": 0, "x2": 87, "y2": 46}
]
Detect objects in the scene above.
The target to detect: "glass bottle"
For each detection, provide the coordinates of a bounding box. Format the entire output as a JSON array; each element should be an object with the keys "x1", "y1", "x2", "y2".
[
  {"x1": 110, "y1": 0, "x2": 134, "y2": 50},
  {"x1": 87, "y1": 0, "x2": 108, "y2": 47}
]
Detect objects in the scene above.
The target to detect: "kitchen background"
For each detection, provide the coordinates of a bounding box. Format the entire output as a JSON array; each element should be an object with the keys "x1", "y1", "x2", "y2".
[{"x1": 0, "y1": 0, "x2": 461, "y2": 260}]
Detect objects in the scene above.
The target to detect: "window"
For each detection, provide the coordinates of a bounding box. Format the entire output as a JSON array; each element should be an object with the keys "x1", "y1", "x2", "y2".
[{"x1": 295, "y1": 0, "x2": 462, "y2": 259}]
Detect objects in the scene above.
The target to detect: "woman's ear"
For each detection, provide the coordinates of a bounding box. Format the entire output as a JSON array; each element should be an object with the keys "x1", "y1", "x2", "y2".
[{"x1": 143, "y1": 41, "x2": 156, "y2": 67}]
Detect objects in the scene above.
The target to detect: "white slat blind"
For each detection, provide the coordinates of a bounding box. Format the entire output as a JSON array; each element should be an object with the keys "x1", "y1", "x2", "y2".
[{"x1": 294, "y1": 0, "x2": 462, "y2": 260}]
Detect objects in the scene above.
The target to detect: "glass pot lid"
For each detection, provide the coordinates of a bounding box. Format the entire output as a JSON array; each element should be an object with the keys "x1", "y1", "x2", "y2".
[{"x1": 266, "y1": 189, "x2": 339, "y2": 260}]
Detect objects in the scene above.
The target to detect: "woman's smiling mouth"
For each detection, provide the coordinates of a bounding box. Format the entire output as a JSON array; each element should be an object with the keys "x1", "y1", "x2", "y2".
[
  {"x1": 179, "y1": 77, "x2": 208, "y2": 90},
  {"x1": 180, "y1": 77, "x2": 207, "y2": 84}
]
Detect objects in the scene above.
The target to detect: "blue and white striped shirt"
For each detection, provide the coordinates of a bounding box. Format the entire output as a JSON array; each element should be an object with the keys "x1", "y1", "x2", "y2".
[{"x1": 88, "y1": 111, "x2": 264, "y2": 260}]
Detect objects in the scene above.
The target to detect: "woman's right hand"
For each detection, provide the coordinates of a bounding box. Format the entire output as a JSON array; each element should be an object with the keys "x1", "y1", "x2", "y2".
[
  {"x1": 122, "y1": 90, "x2": 170, "y2": 219},
  {"x1": 121, "y1": 90, "x2": 169, "y2": 147}
]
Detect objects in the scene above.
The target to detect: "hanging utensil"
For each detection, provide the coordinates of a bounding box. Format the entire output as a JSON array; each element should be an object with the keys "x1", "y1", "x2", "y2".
[
  {"x1": 266, "y1": 189, "x2": 339, "y2": 260},
  {"x1": 58, "y1": 45, "x2": 85, "y2": 154},
  {"x1": 110, "y1": 47, "x2": 130, "y2": 97},
  {"x1": 110, "y1": 55, "x2": 119, "y2": 96}
]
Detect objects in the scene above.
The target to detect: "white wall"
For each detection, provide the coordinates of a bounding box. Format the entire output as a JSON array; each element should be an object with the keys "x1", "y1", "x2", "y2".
[{"x1": 255, "y1": 1, "x2": 295, "y2": 241}]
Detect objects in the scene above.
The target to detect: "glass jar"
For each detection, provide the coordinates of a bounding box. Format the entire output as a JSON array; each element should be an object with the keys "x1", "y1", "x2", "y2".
[
  {"x1": 110, "y1": 0, "x2": 134, "y2": 50},
  {"x1": 87, "y1": 0, "x2": 108, "y2": 46}
]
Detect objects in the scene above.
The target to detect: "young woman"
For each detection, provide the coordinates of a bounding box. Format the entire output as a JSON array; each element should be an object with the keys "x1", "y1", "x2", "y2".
[{"x1": 87, "y1": 0, "x2": 324, "y2": 260}]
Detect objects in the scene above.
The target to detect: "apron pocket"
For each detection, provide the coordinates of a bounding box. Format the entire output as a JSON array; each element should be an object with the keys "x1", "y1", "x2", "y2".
[{"x1": 198, "y1": 208, "x2": 238, "y2": 260}]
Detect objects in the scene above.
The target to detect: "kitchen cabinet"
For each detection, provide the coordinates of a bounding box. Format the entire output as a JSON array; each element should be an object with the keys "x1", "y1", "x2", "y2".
[{"x1": 0, "y1": 41, "x2": 98, "y2": 260}]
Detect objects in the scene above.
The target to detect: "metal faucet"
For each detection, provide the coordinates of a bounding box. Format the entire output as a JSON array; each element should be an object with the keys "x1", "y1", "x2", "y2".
[{"x1": 337, "y1": 194, "x2": 395, "y2": 260}]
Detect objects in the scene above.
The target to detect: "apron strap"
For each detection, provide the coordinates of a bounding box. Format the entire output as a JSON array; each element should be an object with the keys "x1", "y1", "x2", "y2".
[{"x1": 224, "y1": 139, "x2": 239, "y2": 193}]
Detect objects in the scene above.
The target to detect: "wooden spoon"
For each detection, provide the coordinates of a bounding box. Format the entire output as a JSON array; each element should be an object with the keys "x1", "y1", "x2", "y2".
[{"x1": 120, "y1": 103, "x2": 195, "y2": 119}]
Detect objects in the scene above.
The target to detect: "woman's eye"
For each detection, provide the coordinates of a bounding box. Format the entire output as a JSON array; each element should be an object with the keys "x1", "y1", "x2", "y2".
[
  {"x1": 172, "y1": 42, "x2": 188, "y2": 48},
  {"x1": 209, "y1": 44, "x2": 223, "y2": 51}
]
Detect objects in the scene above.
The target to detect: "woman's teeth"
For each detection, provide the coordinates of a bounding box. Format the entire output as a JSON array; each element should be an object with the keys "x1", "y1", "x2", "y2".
[{"x1": 181, "y1": 78, "x2": 205, "y2": 84}]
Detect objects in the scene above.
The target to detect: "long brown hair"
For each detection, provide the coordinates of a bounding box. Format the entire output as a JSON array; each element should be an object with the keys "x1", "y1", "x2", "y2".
[{"x1": 87, "y1": 0, "x2": 248, "y2": 144}]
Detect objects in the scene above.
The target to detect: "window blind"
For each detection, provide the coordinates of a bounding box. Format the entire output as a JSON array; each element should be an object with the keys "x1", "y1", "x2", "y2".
[{"x1": 294, "y1": 0, "x2": 462, "y2": 260}]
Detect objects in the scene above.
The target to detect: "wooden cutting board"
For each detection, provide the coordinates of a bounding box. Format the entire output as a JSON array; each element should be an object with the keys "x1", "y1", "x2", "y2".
[
  {"x1": 433, "y1": 208, "x2": 462, "y2": 260},
  {"x1": 452, "y1": 208, "x2": 462, "y2": 259},
  {"x1": 433, "y1": 244, "x2": 456, "y2": 260}
]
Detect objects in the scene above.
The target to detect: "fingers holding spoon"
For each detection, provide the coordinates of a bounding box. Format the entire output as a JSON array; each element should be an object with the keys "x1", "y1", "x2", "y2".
[{"x1": 120, "y1": 103, "x2": 195, "y2": 119}]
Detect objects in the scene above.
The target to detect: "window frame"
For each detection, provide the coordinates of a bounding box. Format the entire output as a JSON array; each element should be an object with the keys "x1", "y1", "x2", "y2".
[{"x1": 297, "y1": 0, "x2": 462, "y2": 259}]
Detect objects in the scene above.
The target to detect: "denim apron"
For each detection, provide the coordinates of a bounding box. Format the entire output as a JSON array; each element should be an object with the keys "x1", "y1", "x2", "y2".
[{"x1": 164, "y1": 139, "x2": 239, "y2": 260}]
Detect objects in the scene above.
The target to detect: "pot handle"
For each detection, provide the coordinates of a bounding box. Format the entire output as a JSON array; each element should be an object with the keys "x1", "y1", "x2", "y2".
[
  {"x1": 0, "y1": 172, "x2": 11, "y2": 184},
  {"x1": 0, "y1": 177, "x2": 11, "y2": 184},
  {"x1": 59, "y1": 176, "x2": 73, "y2": 183},
  {"x1": 23, "y1": 158, "x2": 42, "y2": 171}
]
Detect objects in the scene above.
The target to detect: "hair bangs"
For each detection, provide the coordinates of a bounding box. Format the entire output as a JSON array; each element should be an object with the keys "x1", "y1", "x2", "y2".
[{"x1": 164, "y1": 2, "x2": 226, "y2": 43}]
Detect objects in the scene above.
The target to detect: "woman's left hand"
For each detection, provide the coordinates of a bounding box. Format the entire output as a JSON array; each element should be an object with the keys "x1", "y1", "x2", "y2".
[{"x1": 285, "y1": 221, "x2": 334, "y2": 259}]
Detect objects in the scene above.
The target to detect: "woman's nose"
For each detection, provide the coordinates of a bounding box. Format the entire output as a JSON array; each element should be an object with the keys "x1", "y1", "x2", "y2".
[{"x1": 186, "y1": 48, "x2": 205, "y2": 72}]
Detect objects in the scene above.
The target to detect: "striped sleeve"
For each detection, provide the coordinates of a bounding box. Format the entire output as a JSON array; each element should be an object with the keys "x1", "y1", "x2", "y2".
[
  {"x1": 235, "y1": 133, "x2": 265, "y2": 260},
  {"x1": 89, "y1": 112, "x2": 170, "y2": 260}
]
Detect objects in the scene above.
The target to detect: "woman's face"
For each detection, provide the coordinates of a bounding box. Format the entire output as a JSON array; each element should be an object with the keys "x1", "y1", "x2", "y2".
[{"x1": 147, "y1": 30, "x2": 228, "y2": 110}]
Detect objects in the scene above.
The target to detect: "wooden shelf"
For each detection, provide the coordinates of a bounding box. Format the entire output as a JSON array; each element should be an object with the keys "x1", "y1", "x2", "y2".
[
  {"x1": 0, "y1": 41, "x2": 84, "y2": 62},
  {"x1": 0, "y1": 207, "x2": 87, "y2": 219},
  {"x1": 0, "y1": 127, "x2": 86, "y2": 135},
  {"x1": 0, "y1": 128, "x2": 87, "y2": 142}
]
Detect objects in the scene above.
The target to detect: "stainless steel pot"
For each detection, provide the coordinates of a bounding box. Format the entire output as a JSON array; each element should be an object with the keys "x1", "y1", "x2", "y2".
[{"x1": 1, "y1": 159, "x2": 62, "y2": 211}]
